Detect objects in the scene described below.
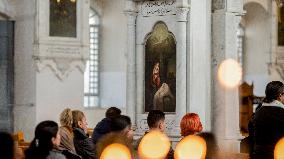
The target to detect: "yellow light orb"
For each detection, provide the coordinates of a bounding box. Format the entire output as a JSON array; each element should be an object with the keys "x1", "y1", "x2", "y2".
[
  {"x1": 217, "y1": 59, "x2": 242, "y2": 88},
  {"x1": 100, "y1": 143, "x2": 131, "y2": 159},
  {"x1": 174, "y1": 135, "x2": 207, "y2": 159},
  {"x1": 138, "y1": 131, "x2": 171, "y2": 159},
  {"x1": 275, "y1": 137, "x2": 284, "y2": 159}
]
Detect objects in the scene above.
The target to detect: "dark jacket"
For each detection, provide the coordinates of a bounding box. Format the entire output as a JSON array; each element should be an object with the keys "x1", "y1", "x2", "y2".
[
  {"x1": 62, "y1": 150, "x2": 82, "y2": 159},
  {"x1": 92, "y1": 118, "x2": 112, "y2": 144},
  {"x1": 73, "y1": 128, "x2": 96, "y2": 159},
  {"x1": 247, "y1": 103, "x2": 262, "y2": 158},
  {"x1": 252, "y1": 106, "x2": 284, "y2": 159}
]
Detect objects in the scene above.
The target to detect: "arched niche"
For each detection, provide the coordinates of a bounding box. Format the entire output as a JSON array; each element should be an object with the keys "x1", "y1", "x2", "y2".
[{"x1": 144, "y1": 22, "x2": 176, "y2": 113}]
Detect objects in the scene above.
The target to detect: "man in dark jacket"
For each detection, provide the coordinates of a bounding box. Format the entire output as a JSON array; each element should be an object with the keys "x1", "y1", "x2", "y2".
[
  {"x1": 251, "y1": 81, "x2": 284, "y2": 159},
  {"x1": 92, "y1": 107, "x2": 121, "y2": 144},
  {"x1": 73, "y1": 128, "x2": 96, "y2": 159}
]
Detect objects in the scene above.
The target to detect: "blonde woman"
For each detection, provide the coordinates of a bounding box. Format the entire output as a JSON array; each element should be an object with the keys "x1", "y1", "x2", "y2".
[
  {"x1": 59, "y1": 108, "x2": 77, "y2": 156},
  {"x1": 72, "y1": 110, "x2": 96, "y2": 159}
]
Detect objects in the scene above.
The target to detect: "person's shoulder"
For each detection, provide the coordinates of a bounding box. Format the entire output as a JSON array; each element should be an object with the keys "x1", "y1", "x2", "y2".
[
  {"x1": 97, "y1": 118, "x2": 111, "y2": 126},
  {"x1": 47, "y1": 150, "x2": 66, "y2": 159}
]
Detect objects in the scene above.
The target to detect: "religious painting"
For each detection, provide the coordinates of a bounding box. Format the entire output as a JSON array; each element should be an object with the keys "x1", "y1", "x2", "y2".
[
  {"x1": 49, "y1": 0, "x2": 77, "y2": 37},
  {"x1": 145, "y1": 22, "x2": 176, "y2": 112},
  {"x1": 278, "y1": 6, "x2": 284, "y2": 46}
]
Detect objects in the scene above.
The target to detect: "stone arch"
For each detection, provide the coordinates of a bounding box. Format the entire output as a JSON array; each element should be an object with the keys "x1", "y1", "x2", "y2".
[
  {"x1": 244, "y1": 1, "x2": 268, "y2": 12},
  {"x1": 242, "y1": 2, "x2": 270, "y2": 94}
]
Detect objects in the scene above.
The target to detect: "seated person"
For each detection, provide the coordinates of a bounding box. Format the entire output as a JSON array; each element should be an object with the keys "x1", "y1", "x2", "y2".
[
  {"x1": 59, "y1": 108, "x2": 82, "y2": 159},
  {"x1": 0, "y1": 132, "x2": 16, "y2": 159},
  {"x1": 180, "y1": 113, "x2": 203, "y2": 137},
  {"x1": 72, "y1": 110, "x2": 96, "y2": 159},
  {"x1": 59, "y1": 108, "x2": 77, "y2": 154},
  {"x1": 25, "y1": 120, "x2": 66, "y2": 159},
  {"x1": 92, "y1": 107, "x2": 121, "y2": 144},
  {"x1": 134, "y1": 110, "x2": 173, "y2": 159},
  {"x1": 96, "y1": 115, "x2": 134, "y2": 158}
]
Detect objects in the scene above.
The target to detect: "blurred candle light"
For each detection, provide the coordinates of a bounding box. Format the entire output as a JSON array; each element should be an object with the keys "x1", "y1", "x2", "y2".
[
  {"x1": 275, "y1": 137, "x2": 284, "y2": 159},
  {"x1": 100, "y1": 143, "x2": 131, "y2": 159},
  {"x1": 138, "y1": 131, "x2": 171, "y2": 159},
  {"x1": 174, "y1": 135, "x2": 206, "y2": 159},
  {"x1": 217, "y1": 59, "x2": 242, "y2": 88}
]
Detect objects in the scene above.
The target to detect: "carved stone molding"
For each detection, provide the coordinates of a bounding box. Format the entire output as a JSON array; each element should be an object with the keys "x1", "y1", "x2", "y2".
[
  {"x1": 34, "y1": 58, "x2": 85, "y2": 80},
  {"x1": 136, "y1": 114, "x2": 179, "y2": 135},
  {"x1": 32, "y1": 0, "x2": 89, "y2": 81},
  {"x1": 176, "y1": 7, "x2": 189, "y2": 22},
  {"x1": 124, "y1": 11, "x2": 138, "y2": 27}
]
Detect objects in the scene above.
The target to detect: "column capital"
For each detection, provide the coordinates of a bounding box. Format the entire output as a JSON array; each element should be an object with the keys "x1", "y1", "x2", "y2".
[
  {"x1": 124, "y1": 10, "x2": 138, "y2": 27},
  {"x1": 176, "y1": 7, "x2": 190, "y2": 22},
  {"x1": 124, "y1": 0, "x2": 138, "y2": 15}
]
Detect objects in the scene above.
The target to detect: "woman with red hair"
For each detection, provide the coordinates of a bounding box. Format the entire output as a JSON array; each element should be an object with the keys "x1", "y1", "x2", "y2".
[{"x1": 180, "y1": 113, "x2": 203, "y2": 137}]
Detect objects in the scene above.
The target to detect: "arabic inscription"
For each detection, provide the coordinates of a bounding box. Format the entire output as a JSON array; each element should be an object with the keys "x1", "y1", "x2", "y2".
[{"x1": 141, "y1": 0, "x2": 176, "y2": 17}]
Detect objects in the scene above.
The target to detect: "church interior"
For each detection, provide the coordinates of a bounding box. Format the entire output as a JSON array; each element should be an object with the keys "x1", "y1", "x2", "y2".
[{"x1": 1, "y1": 0, "x2": 284, "y2": 158}]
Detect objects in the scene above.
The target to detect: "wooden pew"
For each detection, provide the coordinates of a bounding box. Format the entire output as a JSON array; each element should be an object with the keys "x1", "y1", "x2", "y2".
[
  {"x1": 87, "y1": 128, "x2": 94, "y2": 137},
  {"x1": 13, "y1": 131, "x2": 30, "y2": 151}
]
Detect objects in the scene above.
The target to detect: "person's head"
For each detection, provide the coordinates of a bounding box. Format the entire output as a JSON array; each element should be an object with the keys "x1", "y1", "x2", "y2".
[
  {"x1": 110, "y1": 115, "x2": 133, "y2": 140},
  {"x1": 263, "y1": 81, "x2": 284, "y2": 104},
  {"x1": 180, "y1": 113, "x2": 203, "y2": 136},
  {"x1": 153, "y1": 62, "x2": 160, "y2": 74},
  {"x1": 0, "y1": 132, "x2": 14, "y2": 159},
  {"x1": 198, "y1": 132, "x2": 219, "y2": 159},
  {"x1": 105, "y1": 107, "x2": 121, "y2": 119},
  {"x1": 72, "y1": 110, "x2": 88, "y2": 133},
  {"x1": 35, "y1": 120, "x2": 60, "y2": 147},
  {"x1": 147, "y1": 110, "x2": 165, "y2": 132},
  {"x1": 25, "y1": 121, "x2": 60, "y2": 159},
  {"x1": 59, "y1": 108, "x2": 73, "y2": 130}
]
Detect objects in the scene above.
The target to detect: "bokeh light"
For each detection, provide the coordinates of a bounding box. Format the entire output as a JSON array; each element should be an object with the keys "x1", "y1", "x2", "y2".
[
  {"x1": 174, "y1": 135, "x2": 206, "y2": 159},
  {"x1": 275, "y1": 137, "x2": 284, "y2": 159},
  {"x1": 217, "y1": 59, "x2": 242, "y2": 88},
  {"x1": 138, "y1": 131, "x2": 171, "y2": 159},
  {"x1": 100, "y1": 143, "x2": 131, "y2": 159}
]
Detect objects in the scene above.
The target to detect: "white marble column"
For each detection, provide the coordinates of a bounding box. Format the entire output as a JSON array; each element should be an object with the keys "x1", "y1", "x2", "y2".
[
  {"x1": 124, "y1": 1, "x2": 138, "y2": 125},
  {"x1": 136, "y1": 43, "x2": 144, "y2": 115},
  {"x1": 176, "y1": 7, "x2": 189, "y2": 121},
  {"x1": 212, "y1": 10, "x2": 244, "y2": 152}
]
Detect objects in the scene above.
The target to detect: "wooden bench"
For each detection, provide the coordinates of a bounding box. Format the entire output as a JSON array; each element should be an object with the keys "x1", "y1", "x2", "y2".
[
  {"x1": 87, "y1": 128, "x2": 94, "y2": 137},
  {"x1": 13, "y1": 131, "x2": 30, "y2": 151}
]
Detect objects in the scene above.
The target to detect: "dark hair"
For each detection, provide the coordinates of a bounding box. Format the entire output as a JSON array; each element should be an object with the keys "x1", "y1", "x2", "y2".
[
  {"x1": 0, "y1": 132, "x2": 14, "y2": 159},
  {"x1": 110, "y1": 115, "x2": 131, "y2": 132},
  {"x1": 106, "y1": 107, "x2": 121, "y2": 119},
  {"x1": 198, "y1": 132, "x2": 219, "y2": 159},
  {"x1": 147, "y1": 110, "x2": 165, "y2": 128},
  {"x1": 25, "y1": 120, "x2": 59, "y2": 159},
  {"x1": 263, "y1": 81, "x2": 284, "y2": 103}
]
